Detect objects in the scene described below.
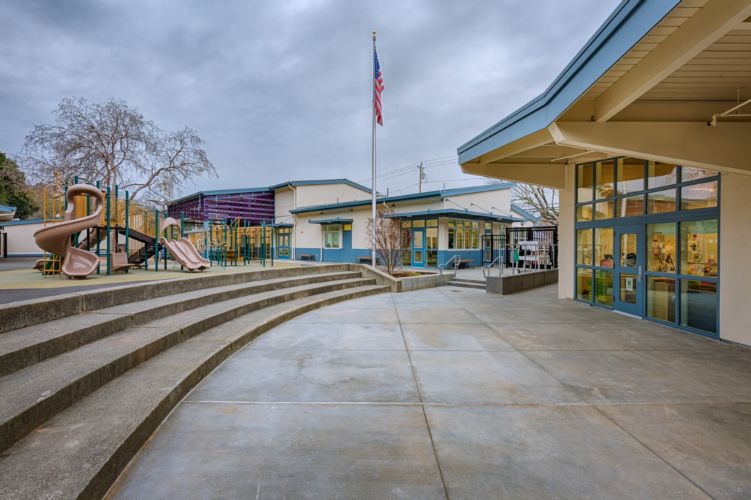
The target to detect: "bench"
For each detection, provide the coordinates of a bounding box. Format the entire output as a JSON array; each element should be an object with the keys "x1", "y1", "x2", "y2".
[
  {"x1": 298, "y1": 254, "x2": 316, "y2": 262},
  {"x1": 455, "y1": 259, "x2": 472, "y2": 269}
]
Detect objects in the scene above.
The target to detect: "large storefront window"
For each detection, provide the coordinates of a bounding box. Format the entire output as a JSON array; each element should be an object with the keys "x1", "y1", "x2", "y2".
[
  {"x1": 681, "y1": 181, "x2": 718, "y2": 210},
  {"x1": 617, "y1": 157, "x2": 645, "y2": 195},
  {"x1": 680, "y1": 280, "x2": 717, "y2": 334},
  {"x1": 576, "y1": 157, "x2": 720, "y2": 336},
  {"x1": 648, "y1": 161, "x2": 678, "y2": 189},
  {"x1": 594, "y1": 228, "x2": 613, "y2": 268},
  {"x1": 448, "y1": 220, "x2": 480, "y2": 249},
  {"x1": 681, "y1": 219, "x2": 718, "y2": 278},
  {"x1": 647, "y1": 223, "x2": 676, "y2": 273},
  {"x1": 576, "y1": 229, "x2": 592, "y2": 266},
  {"x1": 647, "y1": 276, "x2": 676, "y2": 323}
]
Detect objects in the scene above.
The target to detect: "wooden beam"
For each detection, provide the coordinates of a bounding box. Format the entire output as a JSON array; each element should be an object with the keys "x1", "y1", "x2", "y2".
[
  {"x1": 478, "y1": 129, "x2": 554, "y2": 163},
  {"x1": 594, "y1": 0, "x2": 751, "y2": 122},
  {"x1": 550, "y1": 121, "x2": 751, "y2": 174},
  {"x1": 461, "y1": 161, "x2": 566, "y2": 189}
]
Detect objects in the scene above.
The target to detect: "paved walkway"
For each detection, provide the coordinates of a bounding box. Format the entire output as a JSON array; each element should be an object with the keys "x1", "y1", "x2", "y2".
[{"x1": 110, "y1": 285, "x2": 751, "y2": 499}]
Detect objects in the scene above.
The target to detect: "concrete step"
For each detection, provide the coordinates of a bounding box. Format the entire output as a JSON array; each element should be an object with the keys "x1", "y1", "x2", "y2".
[
  {"x1": 451, "y1": 277, "x2": 486, "y2": 284},
  {"x1": 0, "y1": 276, "x2": 376, "y2": 453},
  {"x1": 0, "y1": 263, "x2": 355, "y2": 334},
  {"x1": 448, "y1": 280, "x2": 486, "y2": 290},
  {"x1": 0, "y1": 284, "x2": 389, "y2": 500},
  {"x1": 0, "y1": 270, "x2": 363, "y2": 376}
]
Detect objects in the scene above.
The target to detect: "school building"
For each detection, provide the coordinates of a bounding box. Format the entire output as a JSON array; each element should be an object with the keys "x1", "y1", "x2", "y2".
[
  {"x1": 168, "y1": 180, "x2": 532, "y2": 268},
  {"x1": 457, "y1": 0, "x2": 751, "y2": 345}
]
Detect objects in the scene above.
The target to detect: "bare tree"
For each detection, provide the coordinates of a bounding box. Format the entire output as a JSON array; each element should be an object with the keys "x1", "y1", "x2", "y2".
[
  {"x1": 512, "y1": 183, "x2": 559, "y2": 225},
  {"x1": 367, "y1": 210, "x2": 403, "y2": 275},
  {"x1": 21, "y1": 97, "x2": 216, "y2": 206}
]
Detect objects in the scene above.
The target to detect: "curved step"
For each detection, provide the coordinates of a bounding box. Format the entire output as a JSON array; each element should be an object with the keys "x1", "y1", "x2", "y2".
[
  {"x1": 0, "y1": 284, "x2": 389, "y2": 500},
  {"x1": 0, "y1": 264, "x2": 354, "y2": 333},
  {"x1": 0, "y1": 277, "x2": 375, "y2": 453},
  {"x1": 0, "y1": 270, "x2": 362, "y2": 376}
]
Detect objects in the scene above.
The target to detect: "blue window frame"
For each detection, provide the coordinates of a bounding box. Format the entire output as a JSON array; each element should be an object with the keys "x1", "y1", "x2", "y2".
[{"x1": 574, "y1": 157, "x2": 720, "y2": 337}]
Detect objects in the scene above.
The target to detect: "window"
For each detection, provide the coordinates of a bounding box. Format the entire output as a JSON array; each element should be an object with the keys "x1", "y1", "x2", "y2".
[
  {"x1": 577, "y1": 268, "x2": 592, "y2": 301},
  {"x1": 616, "y1": 195, "x2": 644, "y2": 218},
  {"x1": 680, "y1": 280, "x2": 717, "y2": 334},
  {"x1": 647, "y1": 223, "x2": 676, "y2": 273},
  {"x1": 647, "y1": 276, "x2": 676, "y2": 322},
  {"x1": 595, "y1": 270, "x2": 613, "y2": 307},
  {"x1": 576, "y1": 205, "x2": 592, "y2": 222},
  {"x1": 595, "y1": 160, "x2": 615, "y2": 199},
  {"x1": 647, "y1": 188, "x2": 677, "y2": 214},
  {"x1": 681, "y1": 166, "x2": 716, "y2": 182},
  {"x1": 594, "y1": 228, "x2": 613, "y2": 268},
  {"x1": 323, "y1": 225, "x2": 341, "y2": 249},
  {"x1": 577, "y1": 164, "x2": 593, "y2": 203},
  {"x1": 681, "y1": 219, "x2": 718, "y2": 278},
  {"x1": 648, "y1": 161, "x2": 678, "y2": 189},
  {"x1": 576, "y1": 229, "x2": 592, "y2": 266},
  {"x1": 617, "y1": 158, "x2": 645, "y2": 195},
  {"x1": 427, "y1": 227, "x2": 438, "y2": 267},
  {"x1": 447, "y1": 220, "x2": 480, "y2": 249},
  {"x1": 401, "y1": 221, "x2": 411, "y2": 266},
  {"x1": 594, "y1": 200, "x2": 614, "y2": 220},
  {"x1": 681, "y1": 181, "x2": 718, "y2": 210}
]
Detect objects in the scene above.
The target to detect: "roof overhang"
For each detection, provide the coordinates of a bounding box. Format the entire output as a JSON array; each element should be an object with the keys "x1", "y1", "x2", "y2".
[
  {"x1": 309, "y1": 218, "x2": 353, "y2": 225},
  {"x1": 383, "y1": 209, "x2": 519, "y2": 223},
  {"x1": 459, "y1": 0, "x2": 751, "y2": 183}
]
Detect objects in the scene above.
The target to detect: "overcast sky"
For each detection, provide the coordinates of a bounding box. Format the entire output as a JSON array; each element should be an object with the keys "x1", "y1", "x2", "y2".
[{"x1": 0, "y1": 0, "x2": 620, "y2": 197}]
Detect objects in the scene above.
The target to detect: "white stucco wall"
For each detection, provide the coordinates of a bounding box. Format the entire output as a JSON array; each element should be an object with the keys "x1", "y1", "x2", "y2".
[
  {"x1": 2, "y1": 222, "x2": 44, "y2": 256},
  {"x1": 558, "y1": 165, "x2": 575, "y2": 299},
  {"x1": 719, "y1": 172, "x2": 751, "y2": 346},
  {"x1": 294, "y1": 184, "x2": 370, "y2": 208},
  {"x1": 444, "y1": 189, "x2": 513, "y2": 215},
  {"x1": 274, "y1": 187, "x2": 294, "y2": 222}
]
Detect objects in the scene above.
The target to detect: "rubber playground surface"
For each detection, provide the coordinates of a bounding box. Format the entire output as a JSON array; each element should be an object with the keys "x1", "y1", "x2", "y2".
[{"x1": 0, "y1": 258, "x2": 299, "y2": 303}]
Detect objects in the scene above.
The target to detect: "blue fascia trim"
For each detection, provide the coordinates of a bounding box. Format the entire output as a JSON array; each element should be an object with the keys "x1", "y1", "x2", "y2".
[
  {"x1": 383, "y1": 209, "x2": 518, "y2": 223},
  {"x1": 510, "y1": 203, "x2": 540, "y2": 223},
  {"x1": 0, "y1": 204, "x2": 17, "y2": 212},
  {"x1": 6, "y1": 252, "x2": 44, "y2": 257},
  {"x1": 0, "y1": 218, "x2": 44, "y2": 226},
  {"x1": 291, "y1": 182, "x2": 516, "y2": 214},
  {"x1": 269, "y1": 179, "x2": 373, "y2": 194},
  {"x1": 309, "y1": 218, "x2": 353, "y2": 224},
  {"x1": 457, "y1": 0, "x2": 679, "y2": 163}
]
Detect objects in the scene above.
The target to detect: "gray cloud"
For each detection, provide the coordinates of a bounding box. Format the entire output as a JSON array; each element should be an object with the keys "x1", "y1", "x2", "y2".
[{"x1": 0, "y1": 0, "x2": 620, "y2": 195}]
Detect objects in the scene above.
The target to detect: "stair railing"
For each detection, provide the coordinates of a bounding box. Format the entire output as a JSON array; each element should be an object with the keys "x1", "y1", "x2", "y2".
[{"x1": 438, "y1": 254, "x2": 461, "y2": 275}]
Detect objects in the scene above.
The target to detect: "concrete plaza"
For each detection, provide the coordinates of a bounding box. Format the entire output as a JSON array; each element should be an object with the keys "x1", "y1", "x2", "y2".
[{"x1": 109, "y1": 285, "x2": 751, "y2": 499}]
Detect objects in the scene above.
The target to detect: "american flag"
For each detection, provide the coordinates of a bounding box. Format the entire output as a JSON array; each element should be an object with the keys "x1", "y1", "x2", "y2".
[{"x1": 374, "y1": 46, "x2": 384, "y2": 126}]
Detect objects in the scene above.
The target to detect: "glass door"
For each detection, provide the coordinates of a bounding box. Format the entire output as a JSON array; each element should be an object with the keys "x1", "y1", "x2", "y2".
[
  {"x1": 411, "y1": 228, "x2": 425, "y2": 268},
  {"x1": 614, "y1": 224, "x2": 644, "y2": 316}
]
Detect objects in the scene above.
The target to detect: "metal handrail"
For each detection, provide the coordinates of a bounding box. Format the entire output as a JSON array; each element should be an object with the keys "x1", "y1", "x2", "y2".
[
  {"x1": 483, "y1": 254, "x2": 503, "y2": 278},
  {"x1": 438, "y1": 254, "x2": 461, "y2": 275}
]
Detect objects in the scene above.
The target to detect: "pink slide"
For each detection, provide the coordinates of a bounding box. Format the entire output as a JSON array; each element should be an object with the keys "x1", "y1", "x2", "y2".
[
  {"x1": 159, "y1": 217, "x2": 209, "y2": 271},
  {"x1": 33, "y1": 184, "x2": 105, "y2": 278}
]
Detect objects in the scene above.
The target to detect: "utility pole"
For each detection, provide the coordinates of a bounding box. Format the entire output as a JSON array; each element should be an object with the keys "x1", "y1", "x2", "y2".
[{"x1": 417, "y1": 162, "x2": 425, "y2": 193}]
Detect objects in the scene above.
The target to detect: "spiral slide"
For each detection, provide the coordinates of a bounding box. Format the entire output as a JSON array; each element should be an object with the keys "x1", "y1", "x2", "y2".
[{"x1": 33, "y1": 184, "x2": 105, "y2": 278}]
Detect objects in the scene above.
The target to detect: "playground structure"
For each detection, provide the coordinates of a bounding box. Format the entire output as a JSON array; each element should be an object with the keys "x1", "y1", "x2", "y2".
[
  {"x1": 31, "y1": 175, "x2": 196, "y2": 278},
  {"x1": 187, "y1": 219, "x2": 275, "y2": 268},
  {"x1": 31, "y1": 175, "x2": 281, "y2": 278}
]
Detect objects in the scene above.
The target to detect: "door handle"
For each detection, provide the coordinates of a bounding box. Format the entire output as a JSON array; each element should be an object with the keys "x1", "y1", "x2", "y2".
[{"x1": 637, "y1": 265, "x2": 642, "y2": 283}]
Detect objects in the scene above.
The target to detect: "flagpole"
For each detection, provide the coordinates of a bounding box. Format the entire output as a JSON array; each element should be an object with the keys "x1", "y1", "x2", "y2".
[{"x1": 371, "y1": 30, "x2": 377, "y2": 268}]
